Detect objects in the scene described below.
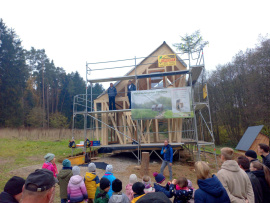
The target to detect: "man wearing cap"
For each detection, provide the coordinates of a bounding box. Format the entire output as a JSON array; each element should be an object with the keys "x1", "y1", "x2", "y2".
[
  {"x1": 0, "y1": 176, "x2": 25, "y2": 203},
  {"x1": 20, "y1": 169, "x2": 57, "y2": 203},
  {"x1": 127, "y1": 80, "x2": 136, "y2": 109},
  {"x1": 108, "y1": 83, "x2": 117, "y2": 110},
  {"x1": 245, "y1": 150, "x2": 258, "y2": 163}
]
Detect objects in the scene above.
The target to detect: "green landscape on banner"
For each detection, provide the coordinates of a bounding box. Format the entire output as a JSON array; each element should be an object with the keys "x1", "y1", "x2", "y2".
[{"x1": 131, "y1": 87, "x2": 193, "y2": 120}]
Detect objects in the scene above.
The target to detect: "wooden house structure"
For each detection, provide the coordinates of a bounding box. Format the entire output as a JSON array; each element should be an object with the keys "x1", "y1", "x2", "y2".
[
  {"x1": 92, "y1": 42, "x2": 187, "y2": 146},
  {"x1": 236, "y1": 125, "x2": 269, "y2": 153}
]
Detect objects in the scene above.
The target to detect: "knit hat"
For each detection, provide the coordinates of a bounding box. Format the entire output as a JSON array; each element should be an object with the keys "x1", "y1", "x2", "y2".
[
  {"x1": 44, "y1": 153, "x2": 55, "y2": 162},
  {"x1": 62, "y1": 159, "x2": 71, "y2": 167},
  {"x1": 245, "y1": 150, "x2": 257, "y2": 159},
  {"x1": 153, "y1": 172, "x2": 165, "y2": 184},
  {"x1": 106, "y1": 164, "x2": 113, "y2": 173},
  {"x1": 100, "y1": 177, "x2": 111, "y2": 190},
  {"x1": 88, "y1": 163, "x2": 96, "y2": 172},
  {"x1": 4, "y1": 176, "x2": 25, "y2": 196},
  {"x1": 112, "y1": 179, "x2": 122, "y2": 193},
  {"x1": 129, "y1": 174, "x2": 138, "y2": 184},
  {"x1": 72, "y1": 166, "x2": 80, "y2": 175},
  {"x1": 132, "y1": 182, "x2": 145, "y2": 195}
]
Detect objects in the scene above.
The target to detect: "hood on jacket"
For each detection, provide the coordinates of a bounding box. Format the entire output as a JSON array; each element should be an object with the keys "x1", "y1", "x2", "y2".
[
  {"x1": 197, "y1": 175, "x2": 224, "y2": 197},
  {"x1": 70, "y1": 175, "x2": 83, "y2": 185},
  {"x1": 85, "y1": 172, "x2": 97, "y2": 182},
  {"x1": 110, "y1": 194, "x2": 124, "y2": 203},
  {"x1": 58, "y1": 168, "x2": 72, "y2": 179},
  {"x1": 221, "y1": 160, "x2": 240, "y2": 172},
  {"x1": 252, "y1": 170, "x2": 265, "y2": 178}
]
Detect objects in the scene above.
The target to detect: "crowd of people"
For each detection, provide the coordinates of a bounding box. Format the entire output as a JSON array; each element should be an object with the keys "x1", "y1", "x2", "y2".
[{"x1": 0, "y1": 142, "x2": 270, "y2": 203}]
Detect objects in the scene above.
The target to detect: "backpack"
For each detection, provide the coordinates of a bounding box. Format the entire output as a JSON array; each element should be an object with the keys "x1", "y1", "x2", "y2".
[{"x1": 69, "y1": 140, "x2": 76, "y2": 148}]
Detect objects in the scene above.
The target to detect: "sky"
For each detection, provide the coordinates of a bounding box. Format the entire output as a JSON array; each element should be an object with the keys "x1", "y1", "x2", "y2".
[{"x1": 1, "y1": 0, "x2": 269, "y2": 87}]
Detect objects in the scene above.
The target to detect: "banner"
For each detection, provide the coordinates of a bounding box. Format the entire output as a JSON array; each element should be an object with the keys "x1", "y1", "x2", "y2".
[
  {"x1": 158, "y1": 54, "x2": 176, "y2": 67},
  {"x1": 131, "y1": 87, "x2": 193, "y2": 120}
]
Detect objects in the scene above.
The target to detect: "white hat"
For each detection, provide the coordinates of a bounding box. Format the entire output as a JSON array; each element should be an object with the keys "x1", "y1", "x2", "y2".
[
  {"x1": 72, "y1": 166, "x2": 80, "y2": 175},
  {"x1": 129, "y1": 174, "x2": 137, "y2": 184},
  {"x1": 106, "y1": 165, "x2": 113, "y2": 173},
  {"x1": 88, "y1": 163, "x2": 96, "y2": 172}
]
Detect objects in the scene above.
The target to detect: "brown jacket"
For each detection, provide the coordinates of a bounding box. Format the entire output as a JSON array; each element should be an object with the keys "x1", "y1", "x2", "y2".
[{"x1": 217, "y1": 160, "x2": 254, "y2": 203}]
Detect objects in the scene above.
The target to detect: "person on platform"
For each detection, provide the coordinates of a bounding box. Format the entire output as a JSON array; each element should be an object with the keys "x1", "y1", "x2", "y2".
[
  {"x1": 0, "y1": 176, "x2": 25, "y2": 203},
  {"x1": 237, "y1": 156, "x2": 263, "y2": 203},
  {"x1": 217, "y1": 147, "x2": 254, "y2": 203},
  {"x1": 108, "y1": 83, "x2": 117, "y2": 110},
  {"x1": 160, "y1": 140, "x2": 173, "y2": 181},
  {"x1": 245, "y1": 150, "x2": 259, "y2": 163},
  {"x1": 20, "y1": 169, "x2": 57, "y2": 203},
  {"x1": 127, "y1": 80, "x2": 136, "y2": 109},
  {"x1": 258, "y1": 144, "x2": 270, "y2": 169}
]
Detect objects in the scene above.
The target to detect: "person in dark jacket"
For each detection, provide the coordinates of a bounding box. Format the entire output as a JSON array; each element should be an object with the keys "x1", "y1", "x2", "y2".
[
  {"x1": 0, "y1": 176, "x2": 25, "y2": 203},
  {"x1": 160, "y1": 140, "x2": 173, "y2": 181},
  {"x1": 250, "y1": 161, "x2": 270, "y2": 203},
  {"x1": 153, "y1": 172, "x2": 172, "y2": 198},
  {"x1": 127, "y1": 80, "x2": 136, "y2": 109},
  {"x1": 258, "y1": 144, "x2": 270, "y2": 169},
  {"x1": 245, "y1": 150, "x2": 259, "y2": 163},
  {"x1": 57, "y1": 159, "x2": 73, "y2": 203},
  {"x1": 108, "y1": 83, "x2": 117, "y2": 110},
  {"x1": 237, "y1": 156, "x2": 263, "y2": 203},
  {"x1": 194, "y1": 161, "x2": 230, "y2": 203},
  {"x1": 169, "y1": 178, "x2": 193, "y2": 203}
]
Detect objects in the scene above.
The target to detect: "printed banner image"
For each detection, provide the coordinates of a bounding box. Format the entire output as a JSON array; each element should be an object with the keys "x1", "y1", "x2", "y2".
[{"x1": 131, "y1": 87, "x2": 193, "y2": 120}]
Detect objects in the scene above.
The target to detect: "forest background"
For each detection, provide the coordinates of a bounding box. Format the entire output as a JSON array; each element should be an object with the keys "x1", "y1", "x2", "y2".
[{"x1": 1, "y1": 18, "x2": 270, "y2": 146}]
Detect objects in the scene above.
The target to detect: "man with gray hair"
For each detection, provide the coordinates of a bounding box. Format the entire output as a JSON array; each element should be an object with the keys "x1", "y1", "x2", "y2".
[
  {"x1": 20, "y1": 169, "x2": 57, "y2": 203},
  {"x1": 217, "y1": 147, "x2": 254, "y2": 203}
]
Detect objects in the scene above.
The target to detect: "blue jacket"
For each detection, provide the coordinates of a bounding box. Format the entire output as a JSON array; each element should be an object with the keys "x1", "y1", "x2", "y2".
[
  {"x1": 161, "y1": 144, "x2": 173, "y2": 163},
  {"x1": 194, "y1": 175, "x2": 230, "y2": 203},
  {"x1": 154, "y1": 183, "x2": 173, "y2": 198},
  {"x1": 102, "y1": 172, "x2": 116, "y2": 198},
  {"x1": 169, "y1": 184, "x2": 193, "y2": 203},
  {"x1": 108, "y1": 87, "x2": 117, "y2": 97}
]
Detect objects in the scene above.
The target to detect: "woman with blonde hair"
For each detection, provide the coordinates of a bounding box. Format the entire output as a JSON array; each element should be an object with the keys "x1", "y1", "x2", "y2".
[
  {"x1": 194, "y1": 161, "x2": 229, "y2": 203},
  {"x1": 250, "y1": 161, "x2": 270, "y2": 203}
]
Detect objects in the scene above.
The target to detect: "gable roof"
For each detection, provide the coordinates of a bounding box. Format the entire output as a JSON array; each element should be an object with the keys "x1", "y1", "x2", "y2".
[
  {"x1": 96, "y1": 41, "x2": 187, "y2": 99},
  {"x1": 235, "y1": 125, "x2": 264, "y2": 151}
]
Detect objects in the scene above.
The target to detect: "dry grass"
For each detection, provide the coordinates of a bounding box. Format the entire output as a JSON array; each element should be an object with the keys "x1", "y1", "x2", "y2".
[{"x1": 0, "y1": 128, "x2": 96, "y2": 141}]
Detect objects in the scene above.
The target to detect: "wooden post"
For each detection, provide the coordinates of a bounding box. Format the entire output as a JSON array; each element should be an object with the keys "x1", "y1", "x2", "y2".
[{"x1": 141, "y1": 152, "x2": 149, "y2": 176}]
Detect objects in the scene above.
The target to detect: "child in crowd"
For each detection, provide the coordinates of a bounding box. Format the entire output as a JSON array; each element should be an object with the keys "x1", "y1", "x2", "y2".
[
  {"x1": 169, "y1": 177, "x2": 193, "y2": 203},
  {"x1": 102, "y1": 165, "x2": 116, "y2": 198},
  {"x1": 42, "y1": 153, "x2": 58, "y2": 177},
  {"x1": 109, "y1": 179, "x2": 130, "y2": 203},
  {"x1": 85, "y1": 163, "x2": 100, "y2": 203},
  {"x1": 153, "y1": 172, "x2": 172, "y2": 198},
  {"x1": 142, "y1": 175, "x2": 155, "y2": 193},
  {"x1": 131, "y1": 182, "x2": 145, "y2": 203},
  {"x1": 125, "y1": 174, "x2": 137, "y2": 201},
  {"x1": 58, "y1": 159, "x2": 73, "y2": 203},
  {"x1": 95, "y1": 177, "x2": 111, "y2": 203},
  {"x1": 67, "y1": 166, "x2": 88, "y2": 203}
]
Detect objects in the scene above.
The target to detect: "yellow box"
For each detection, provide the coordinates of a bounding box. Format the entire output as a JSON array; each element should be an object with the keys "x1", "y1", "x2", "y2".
[{"x1": 68, "y1": 155, "x2": 85, "y2": 165}]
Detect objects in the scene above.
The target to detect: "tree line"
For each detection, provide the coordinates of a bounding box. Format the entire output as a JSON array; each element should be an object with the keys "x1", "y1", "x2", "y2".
[
  {"x1": 0, "y1": 19, "x2": 104, "y2": 128},
  {"x1": 207, "y1": 36, "x2": 270, "y2": 145}
]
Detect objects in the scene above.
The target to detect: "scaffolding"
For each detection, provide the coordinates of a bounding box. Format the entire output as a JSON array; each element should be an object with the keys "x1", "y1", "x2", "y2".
[{"x1": 72, "y1": 42, "x2": 217, "y2": 167}]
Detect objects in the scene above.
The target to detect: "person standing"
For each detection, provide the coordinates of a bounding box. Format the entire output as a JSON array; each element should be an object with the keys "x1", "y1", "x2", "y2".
[
  {"x1": 127, "y1": 80, "x2": 136, "y2": 109},
  {"x1": 217, "y1": 147, "x2": 254, "y2": 203},
  {"x1": 258, "y1": 144, "x2": 270, "y2": 169},
  {"x1": 237, "y1": 156, "x2": 263, "y2": 203},
  {"x1": 0, "y1": 176, "x2": 25, "y2": 203},
  {"x1": 58, "y1": 159, "x2": 73, "y2": 203},
  {"x1": 160, "y1": 140, "x2": 173, "y2": 181},
  {"x1": 107, "y1": 83, "x2": 117, "y2": 110}
]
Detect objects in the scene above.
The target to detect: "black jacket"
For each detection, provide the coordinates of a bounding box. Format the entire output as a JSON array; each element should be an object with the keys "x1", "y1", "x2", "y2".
[
  {"x1": 127, "y1": 83, "x2": 136, "y2": 97},
  {"x1": 246, "y1": 171, "x2": 263, "y2": 203},
  {"x1": 261, "y1": 153, "x2": 270, "y2": 169},
  {"x1": 0, "y1": 192, "x2": 18, "y2": 203},
  {"x1": 252, "y1": 170, "x2": 270, "y2": 203},
  {"x1": 136, "y1": 192, "x2": 171, "y2": 203}
]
